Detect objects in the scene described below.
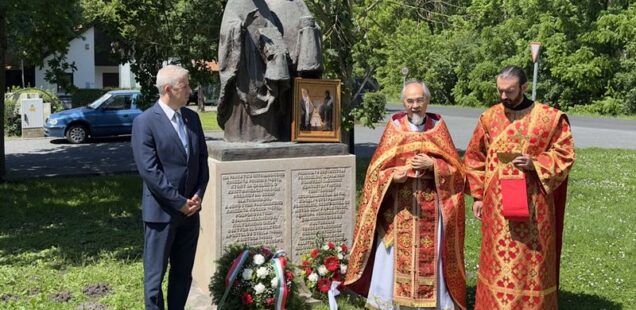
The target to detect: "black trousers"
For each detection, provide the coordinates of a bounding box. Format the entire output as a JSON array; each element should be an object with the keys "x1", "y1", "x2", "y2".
[{"x1": 143, "y1": 214, "x2": 200, "y2": 310}]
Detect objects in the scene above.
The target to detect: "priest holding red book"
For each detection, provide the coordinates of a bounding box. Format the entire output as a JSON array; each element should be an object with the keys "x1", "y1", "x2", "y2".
[{"x1": 464, "y1": 65, "x2": 576, "y2": 309}]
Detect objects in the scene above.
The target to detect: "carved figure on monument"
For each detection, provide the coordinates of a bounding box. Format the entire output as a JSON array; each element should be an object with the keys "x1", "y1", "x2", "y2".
[{"x1": 217, "y1": 0, "x2": 324, "y2": 142}]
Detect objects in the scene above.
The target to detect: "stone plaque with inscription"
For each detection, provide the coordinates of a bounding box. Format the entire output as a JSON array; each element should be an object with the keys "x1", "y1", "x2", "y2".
[
  {"x1": 291, "y1": 167, "x2": 353, "y2": 261},
  {"x1": 192, "y1": 149, "x2": 356, "y2": 293},
  {"x1": 222, "y1": 172, "x2": 286, "y2": 247}
]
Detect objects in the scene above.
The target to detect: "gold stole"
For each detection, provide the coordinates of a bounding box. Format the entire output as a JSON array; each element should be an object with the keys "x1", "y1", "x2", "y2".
[{"x1": 386, "y1": 116, "x2": 439, "y2": 307}]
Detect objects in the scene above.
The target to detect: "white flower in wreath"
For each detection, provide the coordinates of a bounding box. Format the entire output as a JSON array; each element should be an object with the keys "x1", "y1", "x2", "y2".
[
  {"x1": 256, "y1": 266, "x2": 269, "y2": 279},
  {"x1": 337, "y1": 246, "x2": 344, "y2": 253},
  {"x1": 254, "y1": 283, "x2": 266, "y2": 294},
  {"x1": 340, "y1": 264, "x2": 348, "y2": 274},
  {"x1": 271, "y1": 277, "x2": 279, "y2": 288},
  {"x1": 242, "y1": 268, "x2": 253, "y2": 280},
  {"x1": 253, "y1": 254, "x2": 265, "y2": 265},
  {"x1": 308, "y1": 273, "x2": 319, "y2": 282},
  {"x1": 322, "y1": 244, "x2": 330, "y2": 251},
  {"x1": 318, "y1": 265, "x2": 328, "y2": 276},
  {"x1": 338, "y1": 253, "x2": 344, "y2": 260}
]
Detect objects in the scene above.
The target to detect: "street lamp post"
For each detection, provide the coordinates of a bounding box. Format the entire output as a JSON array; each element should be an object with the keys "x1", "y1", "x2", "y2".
[
  {"x1": 21, "y1": 60, "x2": 25, "y2": 88},
  {"x1": 400, "y1": 67, "x2": 409, "y2": 87},
  {"x1": 530, "y1": 42, "x2": 542, "y2": 101}
]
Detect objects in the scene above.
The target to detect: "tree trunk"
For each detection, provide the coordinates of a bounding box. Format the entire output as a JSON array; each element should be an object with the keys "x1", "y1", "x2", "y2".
[
  {"x1": 197, "y1": 83, "x2": 204, "y2": 112},
  {"x1": 338, "y1": 1, "x2": 355, "y2": 154},
  {"x1": 340, "y1": 55, "x2": 354, "y2": 154},
  {"x1": 1, "y1": 9, "x2": 7, "y2": 181}
]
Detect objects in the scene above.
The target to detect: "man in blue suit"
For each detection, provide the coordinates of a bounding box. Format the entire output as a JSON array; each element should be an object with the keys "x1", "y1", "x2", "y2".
[{"x1": 132, "y1": 65, "x2": 209, "y2": 310}]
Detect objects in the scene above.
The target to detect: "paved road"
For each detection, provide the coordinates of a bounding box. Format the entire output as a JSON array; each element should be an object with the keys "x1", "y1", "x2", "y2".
[
  {"x1": 4, "y1": 105, "x2": 636, "y2": 180},
  {"x1": 355, "y1": 104, "x2": 636, "y2": 157},
  {"x1": 3, "y1": 133, "x2": 224, "y2": 181}
]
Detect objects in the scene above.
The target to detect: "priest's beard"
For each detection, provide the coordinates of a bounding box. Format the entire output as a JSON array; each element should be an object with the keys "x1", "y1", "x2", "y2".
[
  {"x1": 502, "y1": 92, "x2": 524, "y2": 109},
  {"x1": 409, "y1": 113, "x2": 425, "y2": 126}
]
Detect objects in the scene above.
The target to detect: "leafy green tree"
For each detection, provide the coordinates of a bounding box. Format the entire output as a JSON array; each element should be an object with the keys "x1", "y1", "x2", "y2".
[
  {"x1": 358, "y1": 0, "x2": 636, "y2": 114},
  {"x1": 82, "y1": 0, "x2": 225, "y2": 106},
  {"x1": 1, "y1": 0, "x2": 83, "y2": 180},
  {"x1": 1, "y1": 8, "x2": 5, "y2": 180},
  {"x1": 582, "y1": 5, "x2": 636, "y2": 113},
  {"x1": 352, "y1": 0, "x2": 468, "y2": 100},
  {"x1": 305, "y1": 0, "x2": 359, "y2": 145}
]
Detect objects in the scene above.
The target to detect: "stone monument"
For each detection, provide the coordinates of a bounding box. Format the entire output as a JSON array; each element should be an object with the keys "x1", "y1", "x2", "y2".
[
  {"x1": 192, "y1": 0, "x2": 355, "y2": 298},
  {"x1": 217, "y1": 0, "x2": 323, "y2": 142}
]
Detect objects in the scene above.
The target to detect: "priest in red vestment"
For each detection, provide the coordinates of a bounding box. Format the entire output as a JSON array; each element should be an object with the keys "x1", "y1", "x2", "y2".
[
  {"x1": 464, "y1": 66, "x2": 576, "y2": 309},
  {"x1": 345, "y1": 81, "x2": 467, "y2": 310}
]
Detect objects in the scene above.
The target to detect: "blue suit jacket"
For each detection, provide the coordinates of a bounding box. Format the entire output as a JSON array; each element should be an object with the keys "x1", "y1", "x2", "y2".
[{"x1": 132, "y1": 102, "x2": 209, "y2": 223}]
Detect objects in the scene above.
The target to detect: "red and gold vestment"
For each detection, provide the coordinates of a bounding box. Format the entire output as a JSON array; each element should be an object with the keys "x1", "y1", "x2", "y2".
[
  {"x1": 345, "y1": 113, "x2": 467, "y2": 309},
  {"x1": 464, "y1": 103, "x2": 575, "y2": 309}
]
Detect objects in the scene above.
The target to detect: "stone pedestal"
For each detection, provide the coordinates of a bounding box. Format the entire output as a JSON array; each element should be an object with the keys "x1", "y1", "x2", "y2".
[{"x1": 192, "y1": 141, "x2": 356, "y2": 294}]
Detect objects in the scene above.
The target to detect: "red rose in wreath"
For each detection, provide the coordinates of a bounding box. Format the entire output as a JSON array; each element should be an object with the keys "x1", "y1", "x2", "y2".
[
  {"x1": 324, "y1": 256, "x2": 340, "y2": 272},
  {"x1": 317, "y1": 278, "x2": 332, "y2": 293},
  {"x1": 241, "y1": 292, "x2": 254, "y2": 305}
]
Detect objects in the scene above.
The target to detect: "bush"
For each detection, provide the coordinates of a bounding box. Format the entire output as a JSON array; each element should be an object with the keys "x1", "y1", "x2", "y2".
[
  {"x1": 3, "y1": 88, "x2": 62, "y2": 136},
  {"x1": 568, "y1": 97, "x2": 626, "y2": 116},
  {"x1": 618, "y1": 87, "x2": 636, "y2": 114},
  {"x1": 3, "y1": 94, "x2": 21, "y2": 136},
  {"x1": 71, "y1": 88, "x2": 109, "y2": 108},
  {"x1": 348, "y1": 92, "x2": 387, "y2": 129}
]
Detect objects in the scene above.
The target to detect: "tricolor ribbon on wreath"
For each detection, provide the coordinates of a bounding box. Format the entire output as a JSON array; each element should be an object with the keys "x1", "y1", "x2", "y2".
[
  {"x1": 218, "y1": 249, "x2": 250, "y2": 310},
  {"x1": 271, "y1": 250, "x2": 289, "y2": 310}
]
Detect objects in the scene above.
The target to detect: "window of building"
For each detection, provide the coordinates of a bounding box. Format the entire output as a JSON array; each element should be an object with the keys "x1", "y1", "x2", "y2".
[
  {"x1": 57, "y1": 73, "x2": 74, "y2": 93},
  {"x1": 103, "y1": 72, "x2": 119, "y2": 88}
]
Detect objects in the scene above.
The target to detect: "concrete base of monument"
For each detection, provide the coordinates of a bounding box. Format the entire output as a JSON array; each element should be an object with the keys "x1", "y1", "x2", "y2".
[
  {"x1": 186, "y1": 279, "x2": 214, "y2": 309},
  {"x1": 192, "y1": 141, "x2": 356, "y2": 299},
  {"x1": 206, "y1": 140, "x2": 350, "y2": 161},
  {"x1": 297, "y1": 281, "x2": 323, "y2": 307}
]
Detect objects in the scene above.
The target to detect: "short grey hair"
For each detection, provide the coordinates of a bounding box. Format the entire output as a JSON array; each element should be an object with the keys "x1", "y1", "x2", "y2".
[
  {"x1": 400, "y1": 79, "x2": 431, "y2": 101},
  {"x1": 156, "y1": 65, "x2": 189, "y2": 95}
]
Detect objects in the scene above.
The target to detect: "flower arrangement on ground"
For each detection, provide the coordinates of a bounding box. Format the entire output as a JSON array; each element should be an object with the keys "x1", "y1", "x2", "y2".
[
  {"x1": 210, "y1": 245, "x2": 306, "y2": 309},
  {"x1": 299, "y1": 238, "x2": 349, "y2": 301}
]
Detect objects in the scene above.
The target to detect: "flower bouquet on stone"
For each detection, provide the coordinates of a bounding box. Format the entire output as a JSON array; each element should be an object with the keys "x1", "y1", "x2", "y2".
[
  {"x1": 210, "y1": 244, "x2": 305, "y2": 309},
  {"x1": 299, "y1": 237, "x2": 349, "y2": 301}
]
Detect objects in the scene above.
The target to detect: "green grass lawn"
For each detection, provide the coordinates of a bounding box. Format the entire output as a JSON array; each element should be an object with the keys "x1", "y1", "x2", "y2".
[
  {"x1": 197, "y1": 110, "x2": 221, "y2": 131},
  {"x1": 465, "y1": 148, "x2": 636, "y2": 309},
  {"x1": 0, "y1": 148, "x2": 634, "y2": 309}
]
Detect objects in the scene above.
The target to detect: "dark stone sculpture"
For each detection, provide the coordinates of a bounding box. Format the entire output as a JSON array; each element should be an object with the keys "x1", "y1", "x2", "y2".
[{"x1": 217, "y1": 0, "x2": 323, "y2": 142}]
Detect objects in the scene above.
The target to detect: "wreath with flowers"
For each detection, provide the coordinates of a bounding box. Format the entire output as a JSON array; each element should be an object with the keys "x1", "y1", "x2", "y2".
[
  {"x1": 298, "y1": 238, "x2": 349, "y2": 301},
  {"x1": 210, "y1": 245, "x2": 306, "y2": 309}
]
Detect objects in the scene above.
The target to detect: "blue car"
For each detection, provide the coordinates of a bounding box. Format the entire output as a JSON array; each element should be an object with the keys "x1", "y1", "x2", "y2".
[{"x1": 44, "y1": 90, "x2": 142, "y2": 143}]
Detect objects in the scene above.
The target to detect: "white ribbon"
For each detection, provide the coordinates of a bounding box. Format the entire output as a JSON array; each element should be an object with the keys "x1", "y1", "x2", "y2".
[{"x1": 328, "y1": 280, "x2": 341, "y2": 310}]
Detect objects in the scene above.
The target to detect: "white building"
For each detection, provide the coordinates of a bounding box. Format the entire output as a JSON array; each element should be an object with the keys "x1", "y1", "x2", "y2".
[{"x1": 34, "y1": 26, "x2": 139, "y2": 94}]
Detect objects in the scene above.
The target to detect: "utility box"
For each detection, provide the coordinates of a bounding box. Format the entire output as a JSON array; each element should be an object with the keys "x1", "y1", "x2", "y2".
[{"x1": 20, "y1": 98, "x2": 45, "y2": 138}]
